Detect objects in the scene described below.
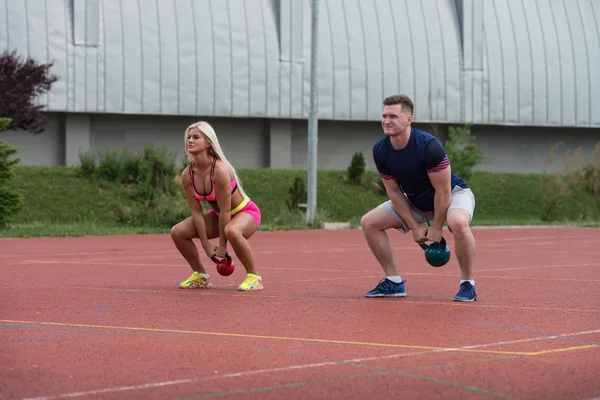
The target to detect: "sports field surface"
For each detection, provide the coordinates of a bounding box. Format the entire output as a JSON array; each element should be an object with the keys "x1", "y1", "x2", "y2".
[{"x1": 1, "y1": 227, "x2": 599, "y2": 399}]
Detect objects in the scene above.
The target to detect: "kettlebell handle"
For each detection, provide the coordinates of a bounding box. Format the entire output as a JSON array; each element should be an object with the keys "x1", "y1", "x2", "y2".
[
  {"x1": 211, "y1": 252, "x2": 232, "y2": 263},
  {"x1": 419, "y1": 237, "x2": 447, "y2": 250}
]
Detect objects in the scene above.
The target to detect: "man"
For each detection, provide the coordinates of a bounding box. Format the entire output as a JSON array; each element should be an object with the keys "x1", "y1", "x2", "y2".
[{"x1": 361, "y1": 94, "x2": 477, "y2": 301}]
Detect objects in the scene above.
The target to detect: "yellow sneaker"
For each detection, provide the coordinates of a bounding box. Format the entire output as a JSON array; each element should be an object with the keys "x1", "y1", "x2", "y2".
[
  {"x1": 237, "y1": 273, "x2": 263, "y2": 291},
  {"x1": 179, "y1": 271, "x2": 212, "y2": 289}
]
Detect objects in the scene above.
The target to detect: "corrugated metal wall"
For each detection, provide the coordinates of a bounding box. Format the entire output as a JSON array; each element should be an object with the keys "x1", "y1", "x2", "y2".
[{"x1": 1, "y1": 0, "x2": 599, "y2": 126}]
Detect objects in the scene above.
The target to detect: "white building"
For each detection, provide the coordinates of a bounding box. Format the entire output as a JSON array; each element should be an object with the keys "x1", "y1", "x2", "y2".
[{"x1": 1, "y1": 0, "x2": 599, "y2": 173}]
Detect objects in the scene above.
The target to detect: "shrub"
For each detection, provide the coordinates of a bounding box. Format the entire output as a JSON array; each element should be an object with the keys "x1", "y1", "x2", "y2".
[
  {"x1": 563, "y1": 142, "x2": 600, "y2": 212},
  {"x1": 444, "y1": 124, "x2": 484, "y2": 180},
  {"x1": 77, "y1": 150, "x2": 97, "y2": 179},
  {"x1": 77, "y1": 146, "x2": 179, "y2": 200},
  {"x1": 119, "y1": 149, "x2": 143, "y2": 184},
  {"x1": 0, "y1": 137, "x2": 23, "y2": 227},
  {"x1": 135, "y1": 146, "x2": 178, "y2": 199},
  {"x1": 286, "y1": 176, "x2": 306, "y2": 211},
  {"x1": 347, "y1": 152, "x2": 366, "y2": 184},
  {"x1": 96, "y1": 149, "x2": 122, "y2": 182}
]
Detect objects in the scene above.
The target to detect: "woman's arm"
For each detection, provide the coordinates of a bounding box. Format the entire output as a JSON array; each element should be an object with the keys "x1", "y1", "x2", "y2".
[
  {"x1": 181, "y1": 166, "x2": 212, "y2": 253},
  {"x1": 212, "y1": 161, "x2": 232, "y2": 252}
]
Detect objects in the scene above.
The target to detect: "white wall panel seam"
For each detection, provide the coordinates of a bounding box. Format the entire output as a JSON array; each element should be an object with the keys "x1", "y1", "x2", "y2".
[
  {"x1": 483, "y1": 28, "x2": 490, "y2": 123},
  {"x1": 137, "y1": 0, "x2": 144, "y2": 112},
  {"x1": 226, "y1": 0, "x2": 233, "y2": 115},
  {"x1": 24, "y1": 0, "x2": 30, "y2": 55},
  {"x1": 357, "y1": 0, "x2": 368, "y2": 118},
  {"x1": 63, "y1": 0, "x2": 70, "y2": 110},
  {"x1": 173, "y1": 0, "x2": 180, "y2": 114},
  {"x1": 287, "y1": 2, "x2": 293, "y2": 117},
  {"x1": 386, "y1": 0, "x2": 401, "y2": 97},
  {"x1": 468, "y1": 2, "x2": 474, "y2": 121},
  {"x1": 561, "y1": 0, "x2": 578, "y2": 124},
  {"x1": 400, "y1": 0, "x2": 417, "y2": 114},
  {"x1": 324, "y1": 0, "x2": 335, "y2": 117},
  {"x1": 208, "y1": 0, "x2": 216, "y2": 115},
  {"x1": 100, "y1": 0, "x2": 105, "y2": 112},
  {"x1": 574, "y1": 0, "x2": 591, "y2": 125},
  {"x1": 3, "y1": 0, "x2": 9, "y2": 46},
  {"x1": 372, "y1": 1, "x2": 386, "y2": 107},
  {"x1": 547, "y1": 0, "x2": 562, "y2": 125},
  {"x1": 418, "y1": 1, "x2": 432, "y2": 120},
  {"x1": 505, "y1": 0, "x2": 520, "y2": 123},
  {"x1": 84, "y1": 1, "x2": 88, "y2": 110},
  {"x1": 533, "y1": 0, "x2": 549, "y2": 124},
  {"x1": 44, "y1": 0, "x2": 50, "y2": 107},
  {"x1": 243, "y1": 0, "x2": 251, "y2": 116},
  {"x1": 301, "y1": 0, "x2": 309, "y2": 118},
  {"x1": 118, "y1": 0, "x2": 124, "y2": 112},
  {"x1": 259, "y1": 0, "x2": 268, "y2": 116},
  {"x1": 518, "y1": 0, "x2": 535, "y2": 123},
  {"x1": 560, "y1": 0, "x2": 577, "y2": 125},
  {"x1": 155, "y1": 0, "x2": 162, "y2": 113},
  {"x1": 434, "y1": 0, "x2": 448, "y2": 121},
  {"x1": 340, "y1": 0, "x2": 351, "y2": 118},
  {"x1": 191, "y1": 0, "x2": 198, "y2": 115},
  {"x1": 96, "y1": 0, "x2": 101, "y2": 111},
  {"x1": 375, "y1": 1, "x2": 388, "y2": 99},
  {"x1": 585, "y1": 0, "x2": 600, "y2": 125},
  {"x1": 491, "y1": 0, "x2": 505, "y2": 122},
  {"x1": 471, "y1": 0, "x2": 475, "y2": 69}
]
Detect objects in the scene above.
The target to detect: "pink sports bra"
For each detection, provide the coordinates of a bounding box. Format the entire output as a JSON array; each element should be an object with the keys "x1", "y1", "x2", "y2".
[{"x1": 189, "y1": 157, "x2": 237, "y2": 204}]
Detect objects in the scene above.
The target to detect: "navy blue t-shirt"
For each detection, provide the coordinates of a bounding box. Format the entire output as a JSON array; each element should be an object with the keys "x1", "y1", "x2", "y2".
[{"x1": 373, "y1": 128, "x2": 468, "y2": 212}]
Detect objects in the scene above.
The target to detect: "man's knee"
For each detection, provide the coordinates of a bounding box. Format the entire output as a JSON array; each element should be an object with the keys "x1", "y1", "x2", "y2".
[
  {"x1": 361, "y1": 210, "x2": 380, "y2": 230},
  {"x1": 361, "y1": 208, "x2": 397, "y2": 232},
  {"x1": 447, "y1": 211, "x2": 471, "y2": 235}
]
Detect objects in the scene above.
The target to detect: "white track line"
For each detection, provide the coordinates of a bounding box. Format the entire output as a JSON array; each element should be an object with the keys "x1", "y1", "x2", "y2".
[{"x1": 20, "y1": 328, "x2": 600, "y2": 400}]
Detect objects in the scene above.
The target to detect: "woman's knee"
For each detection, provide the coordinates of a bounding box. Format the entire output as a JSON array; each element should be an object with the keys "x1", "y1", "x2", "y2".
[
  {"x1": 171, "y1": 219, "x2": 195, "y2": 241},
  {"x1": 224, "y1": 224, "x2": 243, "y2": 241},
  {"x1": 170, "y1": 222, "x2": 184, "y2": 240}
]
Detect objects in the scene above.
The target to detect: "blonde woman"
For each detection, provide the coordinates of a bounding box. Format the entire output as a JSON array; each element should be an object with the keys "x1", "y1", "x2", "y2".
[{"x1": 171, "y1": 121, "x2": 263, "y2": 291}]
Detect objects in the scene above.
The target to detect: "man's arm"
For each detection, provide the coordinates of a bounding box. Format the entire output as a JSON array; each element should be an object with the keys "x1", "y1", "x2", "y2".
[
  {"x1": 428, "y1": 166, "x2": 452, "y2": 231},
  {"x1": 424, "y1": 139, "x2": 452, "y2": 241},
  {"x1": 381, "y1": 177, "x2": 419, "y2": 230}
]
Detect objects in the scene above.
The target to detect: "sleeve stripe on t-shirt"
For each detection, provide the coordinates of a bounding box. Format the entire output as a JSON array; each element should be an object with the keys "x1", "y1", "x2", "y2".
[
  {"x1": 379, "y1": 172, "x2": 394, "y2": 180},
  {"x1": 427, "y1": 155, "x2": 450, "y2": 173}
]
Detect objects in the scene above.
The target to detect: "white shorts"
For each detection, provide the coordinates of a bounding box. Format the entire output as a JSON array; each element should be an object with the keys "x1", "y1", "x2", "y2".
[{"x1": 377, "y1": 186, "x2": 475, "y2": 233}]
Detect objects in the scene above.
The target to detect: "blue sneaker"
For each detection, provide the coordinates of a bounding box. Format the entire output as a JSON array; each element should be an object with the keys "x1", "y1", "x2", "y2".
[
  {"x1": 365, "y1": 278, "x2": 406, "y2": 298},
  {"x1": 453, "y1": 282, "x2": 477, "y2": 301}
]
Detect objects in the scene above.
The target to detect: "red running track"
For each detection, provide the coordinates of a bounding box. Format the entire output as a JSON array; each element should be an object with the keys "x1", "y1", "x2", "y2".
[{"x1": 1, "y1": 227, "x2": 599, "y2": 399}]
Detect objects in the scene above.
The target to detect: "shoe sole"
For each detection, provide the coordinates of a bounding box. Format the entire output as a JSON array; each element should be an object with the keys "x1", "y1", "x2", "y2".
[
  {"x1": 453, "y1": 297, "x2": 477, "y2": 302},
  {"x1": 179, "y1": 284, "x2": 212, "y2": 289},
  {"x1": 365, "y1": 293, "x2": 406, "y2": 298}
]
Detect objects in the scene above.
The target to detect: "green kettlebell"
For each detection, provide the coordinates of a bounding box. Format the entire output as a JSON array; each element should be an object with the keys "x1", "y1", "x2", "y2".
[{"x1": 419, "y1": 237, "x2": 451, "y2": 267}]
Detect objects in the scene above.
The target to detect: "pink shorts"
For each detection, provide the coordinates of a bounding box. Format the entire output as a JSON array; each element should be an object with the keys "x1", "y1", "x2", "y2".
[{"x1": 207, "y1": 199, "x2": 262, "y2": 228}]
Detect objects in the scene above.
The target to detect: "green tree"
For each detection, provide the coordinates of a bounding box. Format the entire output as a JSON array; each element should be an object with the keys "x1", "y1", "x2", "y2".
[
  {"x1": 0, "y1": 51, "x2": 58, "y2": 134},
  {"x1": 0, "y1": 118, "x2": 24, "y2": 227},
  {"x1": 444, "y1": 124, "x2": 484, "y2": 180},
  {"x1": 347, "y1": 152, "x2": 366, "y2": 184}
]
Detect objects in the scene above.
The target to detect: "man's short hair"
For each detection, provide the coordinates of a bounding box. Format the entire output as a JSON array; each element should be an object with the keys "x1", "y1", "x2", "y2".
[{"x1": 382, "y1": 95, "x2": 414, "y2": 115}]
